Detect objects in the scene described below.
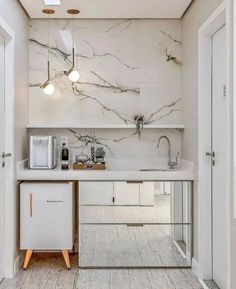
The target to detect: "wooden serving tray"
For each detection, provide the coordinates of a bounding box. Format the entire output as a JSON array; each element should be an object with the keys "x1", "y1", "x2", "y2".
[{"x1": 73, "y1": 163, "x2": 106, "y2": 170}]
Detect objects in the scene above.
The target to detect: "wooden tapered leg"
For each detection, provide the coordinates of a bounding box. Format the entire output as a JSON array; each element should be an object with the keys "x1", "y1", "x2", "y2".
[
  {"x1": 62, "y1": 250, "x2": 70, "y2": 269},
  {"x1": 23, "y1": 249, "x2": 33, "y2": 270}
]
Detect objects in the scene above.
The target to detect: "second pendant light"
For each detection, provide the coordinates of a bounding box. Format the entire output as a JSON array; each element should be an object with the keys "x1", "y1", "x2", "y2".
[{"x1": 65, "y1": 9, "x2": 80, "y2": 83}]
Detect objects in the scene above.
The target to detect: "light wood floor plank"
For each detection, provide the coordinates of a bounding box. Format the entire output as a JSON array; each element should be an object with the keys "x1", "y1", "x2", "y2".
[{"x1": 0, "y1": 255, "x2": 203, "y2": 289}]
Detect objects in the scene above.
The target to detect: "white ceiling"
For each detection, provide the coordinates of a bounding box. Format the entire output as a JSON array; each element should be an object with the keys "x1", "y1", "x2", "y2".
[{"x1": 19, "y1": 0, "x2": 192, "y2": 19}]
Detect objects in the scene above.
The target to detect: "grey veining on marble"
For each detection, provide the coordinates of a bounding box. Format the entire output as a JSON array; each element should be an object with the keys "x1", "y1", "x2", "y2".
[
  {"x1": 28, "y1": 127, "x2": 183, "y2": 159},
  {"x1": 29, "y1": 19, "x2": 182, "y2": 127}
]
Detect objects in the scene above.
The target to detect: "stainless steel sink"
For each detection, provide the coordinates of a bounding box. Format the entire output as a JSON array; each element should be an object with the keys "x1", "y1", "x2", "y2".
[{"x1": 139, "y1": 168, "x2": 177, "y2": 172}]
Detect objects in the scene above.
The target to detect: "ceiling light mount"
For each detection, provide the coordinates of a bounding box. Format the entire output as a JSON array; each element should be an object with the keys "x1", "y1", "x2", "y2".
[
  {"x1": 42, "y1": 9, "x2": 55, "y2": 15},
  {"x1": 67, "y1": 9, "x2": 80, "y2": 15}
]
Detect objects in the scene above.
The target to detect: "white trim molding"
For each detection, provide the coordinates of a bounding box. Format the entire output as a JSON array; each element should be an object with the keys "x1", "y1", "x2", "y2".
[
  {"x1": 13, "y1": 253, "x2": 23, "y2": 276},
  {"x1": 0, "y1": 16, "x2": 16, "y2": 278}
]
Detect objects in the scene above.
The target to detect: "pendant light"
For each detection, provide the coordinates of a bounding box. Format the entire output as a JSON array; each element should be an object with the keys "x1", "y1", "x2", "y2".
[
  {"x1": 65, "y1": 9, "x2": 80, "y2": 83},
  {"x1": 40, "y1": 9, "x2": 55, "y2": 95}
]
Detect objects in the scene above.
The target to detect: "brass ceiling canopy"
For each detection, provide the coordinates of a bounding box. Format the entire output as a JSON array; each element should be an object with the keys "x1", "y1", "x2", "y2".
[
  {"x1": 42, "y1": 9, "x2": 55, "y2": 15},
  {"x1": 67, "y1": 9, "x2": 80, "y2": 15}
]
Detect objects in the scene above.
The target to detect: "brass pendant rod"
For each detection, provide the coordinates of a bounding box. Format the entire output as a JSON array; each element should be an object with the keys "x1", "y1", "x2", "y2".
[
  {"x1": 67, "y1": 9, "x2": 80, "y2": 70},
  {"x1": 42, "y1": 9, "x2": 55, "y2": 84},
  {"x1": 72, "y1": 48, "x2": 75, "y2": 67},
  {"x1": 48, "y1": 61, "x2": 50, "y2": 81}
]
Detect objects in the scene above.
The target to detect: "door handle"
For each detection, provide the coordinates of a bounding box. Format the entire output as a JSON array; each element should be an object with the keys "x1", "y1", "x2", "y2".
[
  {"x1": 2, "y1": 152, "x2": 12, "y2": 158},
  {"x1": 206, "y1": 151, "x2": 215, "y2": 166},
  {"x1": 29, "y1": 193, "x2": 33, "y2": 217},
  {"x1": 205, "y1": 152, "x2": 215, "y2": 157}
]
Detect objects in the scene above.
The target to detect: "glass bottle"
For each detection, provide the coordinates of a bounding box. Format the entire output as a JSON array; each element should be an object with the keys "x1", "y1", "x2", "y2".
[{"x1": 61, "y1": 143, "x2": 69, "y2": 170}]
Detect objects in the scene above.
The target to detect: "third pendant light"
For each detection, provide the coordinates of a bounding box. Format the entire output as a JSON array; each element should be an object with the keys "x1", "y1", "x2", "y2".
[{"x1": 65, "y1": 9, "x2": 80, "y2": 83}]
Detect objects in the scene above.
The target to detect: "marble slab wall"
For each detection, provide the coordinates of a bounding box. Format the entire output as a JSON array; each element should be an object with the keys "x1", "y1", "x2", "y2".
[
  {"x1": 29, "y1": 19, "x2": 182, "y2": 126},
  {"x1": 28, "y1": 128, "x2": 183, "y2": 161},
  {"x1": 28, "y1": 19, "x2": 183, "y2": 159}
]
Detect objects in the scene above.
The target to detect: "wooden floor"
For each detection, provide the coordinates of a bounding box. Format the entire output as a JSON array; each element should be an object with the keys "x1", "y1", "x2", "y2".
[
  {"x1": 204, "y1": 280, "x2": 220, "y2": 289},
  {"x1": 79, "y1": 195, "x2": 191, "y2": 267},
  {"x1": 0, "y1": 254, "x2": 203, "y2": 289},
  {"x1": 79, "y1": 224, "x2": 190, "y2": 267}
]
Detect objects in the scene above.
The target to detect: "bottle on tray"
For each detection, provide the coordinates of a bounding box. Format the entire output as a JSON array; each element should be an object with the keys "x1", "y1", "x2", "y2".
[{"x1": 61, "y1": 143, "x2": 69, "y2": 170}]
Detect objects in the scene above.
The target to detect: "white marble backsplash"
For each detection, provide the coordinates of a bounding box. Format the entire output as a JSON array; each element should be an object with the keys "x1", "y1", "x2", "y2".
[
  {"x1": 28, "y1": 128, "x2": 183, "y2": 163},
  {"x1": 28, "y1": 19, "x2": 183, "y2": 160},
  {"x1": 29, "y1": 19, "x2": 182, "y2": 126}
]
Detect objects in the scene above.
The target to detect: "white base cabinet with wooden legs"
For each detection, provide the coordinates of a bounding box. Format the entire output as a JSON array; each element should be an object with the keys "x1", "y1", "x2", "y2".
[{"x1": 20, "y1": 182, "x2": 76, "y2": 269}]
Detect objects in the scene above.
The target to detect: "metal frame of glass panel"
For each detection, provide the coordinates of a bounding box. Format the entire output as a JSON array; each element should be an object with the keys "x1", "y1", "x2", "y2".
[{"x1": 78, "y1": 181, "x2": 193, "y2": 269}]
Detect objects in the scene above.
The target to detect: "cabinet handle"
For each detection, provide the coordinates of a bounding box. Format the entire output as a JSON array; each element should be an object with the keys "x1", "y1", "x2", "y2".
[
  {"x1": 126, "y1": 181, "x2": 143, "y2": 184},
  {"x1": 126, "y1": 223, "x2": 144, "y2": 227},
  {"x1": 29, "y1": 193, "x2": 33, "y2": 217}
]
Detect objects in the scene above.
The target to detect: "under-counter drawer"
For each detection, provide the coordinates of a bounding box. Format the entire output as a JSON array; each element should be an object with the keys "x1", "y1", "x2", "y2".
[
  {"x1": 114, "y1": 182, "x2": 140, "y2": 206},
  {"x1": 79, "y1": 182, "x2": 114, "y2": 205},
  {"x1": 20, "y1": 182, "x2": 75, "y2": 250},
  {"x1": 140, "y1": 182, "x2": 155, "y2": 206}
]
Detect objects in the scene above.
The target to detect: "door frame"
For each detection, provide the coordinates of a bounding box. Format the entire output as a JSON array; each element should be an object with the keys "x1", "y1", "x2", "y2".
[
  {"x1": 198, "y1": 1, "x2": 230, "y2": 285},
  {"x1": 0, "y1": 17, "x2": 15, "y2": 278}
]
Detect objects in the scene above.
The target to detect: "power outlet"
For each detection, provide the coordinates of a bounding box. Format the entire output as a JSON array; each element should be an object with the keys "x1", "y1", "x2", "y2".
[{"x1": 60, "y1": 136, "x2": 68, "y2": 147}]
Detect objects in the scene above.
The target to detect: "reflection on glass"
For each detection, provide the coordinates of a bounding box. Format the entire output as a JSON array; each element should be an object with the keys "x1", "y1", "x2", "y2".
[{"x1": 79, "y1": 181, "x2": 192, "y2": 268}]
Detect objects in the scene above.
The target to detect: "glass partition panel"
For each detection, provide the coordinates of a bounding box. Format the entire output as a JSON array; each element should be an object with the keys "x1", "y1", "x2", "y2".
[
  {"x1": 79, "y1": 224, "x2": 192, "y2": 268},
  {"x1": 79, "y1": 181, "x2": 192, "y2": 268}
]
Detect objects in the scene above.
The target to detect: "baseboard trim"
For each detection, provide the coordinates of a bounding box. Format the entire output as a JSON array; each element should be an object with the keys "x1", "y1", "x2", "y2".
[
  {"x1": 191, "y1": 257, "x2": 199, "y2": 277},
  {"x1": 199, "y1": 279, "x2": 210, "y2": 289},
  {"x1": 173, "y1": 240, "x2": 186, "y2": 259},
  {"x1": 13, "y1": 253, "x2": 23, "y2": 276}
]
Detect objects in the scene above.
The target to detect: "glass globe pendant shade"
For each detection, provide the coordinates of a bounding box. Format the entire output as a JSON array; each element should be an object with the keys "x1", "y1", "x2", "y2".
[
  {"x1": 68, "y1": 68, "x2": 80, "y2": 82},
  {"x1": 42, "y1": 82, "x2": 55, "y2": 95}
]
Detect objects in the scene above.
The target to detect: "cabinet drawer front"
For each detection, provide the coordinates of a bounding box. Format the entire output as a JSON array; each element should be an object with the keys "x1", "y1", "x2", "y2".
[
  {"x1": 20, "y1": 182, "x2": 74, "y2": 250},
  {"x1": 114, "y1": 182, "x2": 140, "y2": 205},
  {"x1": 80, "y1": 182, "x2": 114, "y2": 205},
  {"x1": 140, "y1": 182, "x2": 155, "y2": 206}
]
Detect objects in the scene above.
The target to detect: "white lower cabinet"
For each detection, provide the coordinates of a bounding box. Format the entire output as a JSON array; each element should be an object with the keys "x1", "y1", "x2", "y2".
[
  {"x1": 114, "y1": 182, "x2": 140, "y2": 205},
  {"x1": 20, "y1": 182, "x2": 75, "y2": 251},
  {"x1": 79, "y1": 181, "x2": 155, "y2": 206},
  {"x1": 139, "y1": 182, "x2": 155, "y2": 206},
  {"x1": 79, "y1": 182, "x2": 114, "y2": 205}
]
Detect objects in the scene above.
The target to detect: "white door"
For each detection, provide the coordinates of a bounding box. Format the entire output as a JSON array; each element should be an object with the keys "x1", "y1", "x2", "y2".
[
  {"x1": 0, "y1": 34, "x2": 5, "y2": 282},
  {"x1": 211, "y1": 25, "x2": 228, "y2": 289}
]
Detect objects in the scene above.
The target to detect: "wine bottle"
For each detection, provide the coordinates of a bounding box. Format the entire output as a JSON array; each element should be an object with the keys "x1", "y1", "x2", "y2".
[{"x1": 61, "y1": 143, "x2": 69, "y2": 170}]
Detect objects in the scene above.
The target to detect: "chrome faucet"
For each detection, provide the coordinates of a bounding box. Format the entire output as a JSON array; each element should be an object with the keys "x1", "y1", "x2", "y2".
[{"x1": 156, "y1": 136, "x2": 178, "y2": 169}]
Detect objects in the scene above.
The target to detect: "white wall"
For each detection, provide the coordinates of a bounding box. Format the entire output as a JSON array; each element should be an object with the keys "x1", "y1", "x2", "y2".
[
  {"x1": 0, "y1": 0, "x2": 28, "y2": 276},
  {"x1": 181, "y1": 0, "x2": 223, "y2": 259}
]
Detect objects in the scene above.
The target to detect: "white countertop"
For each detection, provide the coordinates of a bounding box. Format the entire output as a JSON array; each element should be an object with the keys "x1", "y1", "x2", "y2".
[{"x1": 17, "y1": 159, "x2": 194, "y2": 181}]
